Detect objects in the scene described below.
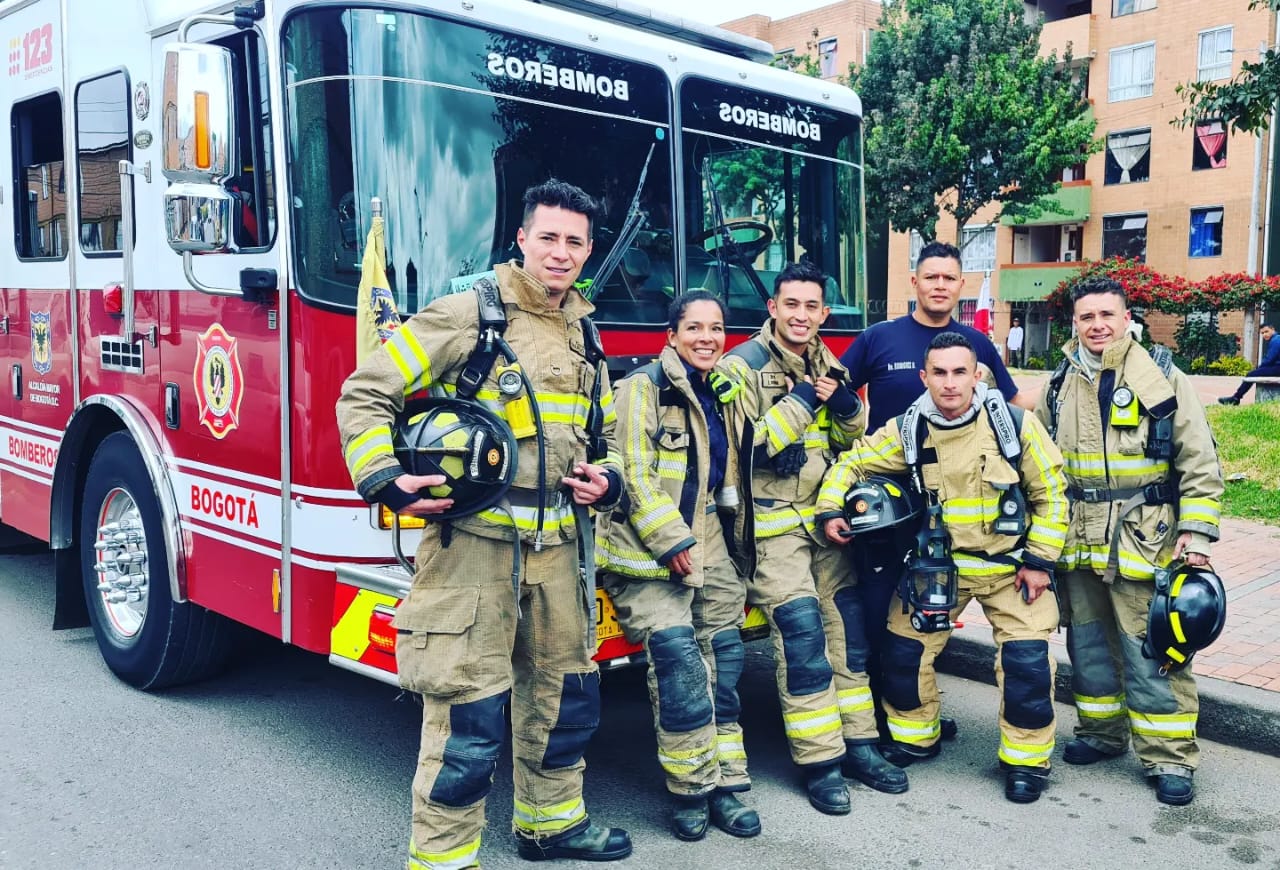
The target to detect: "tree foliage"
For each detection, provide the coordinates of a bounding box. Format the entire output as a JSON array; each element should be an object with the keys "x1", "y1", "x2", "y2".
[
  {"x1": 851, "y1": 0, "x2": 1099, "y2": 240},
  {"x1": 1176, "y1": 0, "x2": 1280, "y2": 133}
]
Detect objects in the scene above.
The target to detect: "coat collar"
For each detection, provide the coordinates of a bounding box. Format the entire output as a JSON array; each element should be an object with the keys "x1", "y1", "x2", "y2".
[{"x1": 495, "y1": 260, "x2": 596, "y2": 321}]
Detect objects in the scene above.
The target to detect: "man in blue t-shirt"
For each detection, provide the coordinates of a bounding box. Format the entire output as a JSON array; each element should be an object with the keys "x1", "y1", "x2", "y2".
[
  {"x1": 836, "y1": 240, "x2": 1031, "y2": 754},
  {"x1": 842, "y1": 241, "x2": 1031, "y2": 432}
]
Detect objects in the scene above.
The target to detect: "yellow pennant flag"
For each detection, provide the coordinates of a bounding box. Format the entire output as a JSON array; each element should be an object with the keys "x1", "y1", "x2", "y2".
[{"x1": 355, "y1": 213, "x2": 402, "y2": 365}]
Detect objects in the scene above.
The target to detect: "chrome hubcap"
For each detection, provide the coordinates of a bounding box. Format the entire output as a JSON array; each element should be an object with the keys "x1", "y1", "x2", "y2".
[{"x1": 92, "y1": 488, "x2": 149, "y2": 640}]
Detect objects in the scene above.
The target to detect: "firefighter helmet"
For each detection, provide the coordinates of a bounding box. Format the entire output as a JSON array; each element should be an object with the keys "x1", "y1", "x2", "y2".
[
  {"x1": 392, "y1": 398, "x2": 518, "y2": 520},
  {"x1": 842, "y1": 475, "x2": 925, "y2": 535},
  {"x1": 1142, "y1": 562, "x2": 1227, "y2": 673}
]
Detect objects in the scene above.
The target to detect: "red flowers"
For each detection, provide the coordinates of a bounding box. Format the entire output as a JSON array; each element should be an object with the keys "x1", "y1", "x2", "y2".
[{"x1": 1048, "y1": 258, "x2": 1280, "y2": 318}]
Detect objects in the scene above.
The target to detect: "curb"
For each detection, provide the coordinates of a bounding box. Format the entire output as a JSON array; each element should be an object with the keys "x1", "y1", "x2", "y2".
[{"x1": 935, "y1": 622, "x2": 1280, "y2": 759}]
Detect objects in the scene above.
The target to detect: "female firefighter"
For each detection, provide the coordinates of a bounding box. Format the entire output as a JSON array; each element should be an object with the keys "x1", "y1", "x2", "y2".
[{"x1": 595, "y1": 290, "x2": 760, "y2": 842}]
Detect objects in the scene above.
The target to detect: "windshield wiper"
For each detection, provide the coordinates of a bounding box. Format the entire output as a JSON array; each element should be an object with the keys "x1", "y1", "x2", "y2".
[{"x1": 584, "y1": 141, "x2": 656, "y2": 299}]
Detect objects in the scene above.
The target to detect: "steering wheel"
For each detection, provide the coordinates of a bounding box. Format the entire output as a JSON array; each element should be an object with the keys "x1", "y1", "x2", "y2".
[{"x1": 692, "y1": 220, "x2": 774, "y2": 262}]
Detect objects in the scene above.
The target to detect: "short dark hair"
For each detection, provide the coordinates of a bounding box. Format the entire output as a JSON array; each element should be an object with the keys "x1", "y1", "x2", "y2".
[
  {"x1": 773, "y1": 261, "x2": 828, "y2": 297},
  {"x1": 1071, "y1": 276, "x2": 1127, "y2": 309},
  {"x1": 916, "y1": 241, "x2": 962, "y2": 268},
  {"x1": 667, "y1": 290, "x2": 726, "y2": 331},
  {"x1": 522, "y1": 179, "x2": 601, "y2": 235},
  {"x1": 923, "y1": 330, "x2": 976, "y2": 367}
]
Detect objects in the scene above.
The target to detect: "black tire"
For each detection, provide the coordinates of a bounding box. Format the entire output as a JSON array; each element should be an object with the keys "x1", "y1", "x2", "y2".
[{"x1": 80, "y1": 432, "x2": 233, "y2": 689}]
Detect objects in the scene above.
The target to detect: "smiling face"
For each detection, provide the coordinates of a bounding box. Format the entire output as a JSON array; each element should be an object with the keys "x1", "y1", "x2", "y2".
[
  {"x1": 1073, "y1": 291, "x2": 1131, "y2": 355},
  {"x1": 516, "y1": 204, "x2": 593, "y2": 303},
  {"x1": 668, "y1": 299, "x2": 726, "y2": 373},
  {"x1": 911, "y1": 255, "x2": 965, "y2": 326},
  {"x1": 767, "y1": 279, "x2": 829, "y2": 355},
  {"x1": 920, "y1": 345, "x2": 980, "y2": 420}
]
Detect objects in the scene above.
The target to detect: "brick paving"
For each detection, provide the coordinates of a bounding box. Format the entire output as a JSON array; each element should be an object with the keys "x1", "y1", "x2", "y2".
[{"x1": 958, "y1": 372, "x2": 1280, "y2": 692}]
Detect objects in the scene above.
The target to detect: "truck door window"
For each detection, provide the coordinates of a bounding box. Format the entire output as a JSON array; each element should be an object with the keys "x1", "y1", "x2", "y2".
[
  {"x1": 75, "y1": 70, "x2": 131, "y2": 256},
  {"x1": 10, "y1": 91, "x2": 67, "y2": 260},
  {"x1": 214, "y1": 29, "x2": 275, "y2": 250}
]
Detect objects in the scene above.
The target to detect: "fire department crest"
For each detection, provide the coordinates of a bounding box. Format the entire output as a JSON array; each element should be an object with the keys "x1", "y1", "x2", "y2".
[
  {"x1": 31, "y1": 311, "x2": 53, "y2": 375},
  {"x1": 193, "y1": 323, "x2": 245, "y2": 439}
]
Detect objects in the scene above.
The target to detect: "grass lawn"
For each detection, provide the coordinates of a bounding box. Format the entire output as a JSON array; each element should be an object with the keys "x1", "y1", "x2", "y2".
[{"x1": 1205, "y1": 402, "x2": 1280, "y2": 526}]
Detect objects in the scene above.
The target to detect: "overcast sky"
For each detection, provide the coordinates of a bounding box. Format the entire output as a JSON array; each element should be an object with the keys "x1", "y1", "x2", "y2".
[{"x1": 637, "y1": 0, "x2": 835, "y2": 27}]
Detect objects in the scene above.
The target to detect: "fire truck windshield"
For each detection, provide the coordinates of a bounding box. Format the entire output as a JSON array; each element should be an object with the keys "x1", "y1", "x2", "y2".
[
  {"x1": 679, "y1": 77, "x2": 865, "y2": 331},
  {"x1": 284, "y1": 7, "x2": 674, "y2": 321}
]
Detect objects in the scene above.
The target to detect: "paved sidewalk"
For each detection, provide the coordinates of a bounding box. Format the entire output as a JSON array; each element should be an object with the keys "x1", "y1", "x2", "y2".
[{"x1": 936, "y1": 372, "x2": 1280, "y2": 756}]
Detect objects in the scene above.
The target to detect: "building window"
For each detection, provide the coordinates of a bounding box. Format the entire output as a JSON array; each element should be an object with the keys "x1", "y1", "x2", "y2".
[
  {"x1": 12, "y1": 92, "x2": 67, "y2": 260},
  {"x1": 908, "y1": 230, "x2": 924, "y2": 270},
  {"x1": 1104, "y1": 128, "x2": 1151, "y2": 184},
  {"x1": 772, "y1": 48, "x2": 795, "y2": 70},
  {"x1": 957, "y1": 298, "x2": 977, "y2": 327},
  {"x1": 1113, "y1": 0, "x2": 1156, "y2": 16},
  {"x1": 1103, "y1": 213, "x2": 1148, "y2": 262},
  {"x1": 818, "y1": 38, "x2": 838, "y2": 78},
  {"x1": 1193, "y1": 120, "x2": 1227, "y2": 169},
  {"x1": 961, "y1": 225, "x2": 996, "y2": 273},
  {"x1": 1198, "y1": 26, "x2": 1233, "y2": 82},
  {"x1": 1109, "y1": 42, "x2": 1155, "y2": 102},
  {"x1": 1189, "y1": 207, "x2": 1224, "y2": 257}
]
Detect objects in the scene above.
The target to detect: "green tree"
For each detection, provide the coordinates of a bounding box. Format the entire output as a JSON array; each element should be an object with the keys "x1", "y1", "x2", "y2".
[
  {"x1": 851, "y1": 0, "x2": 1098, "y2": 241},
  {"x1": 1176, "y1": 0, "x2": 1280, "y2": 133}
]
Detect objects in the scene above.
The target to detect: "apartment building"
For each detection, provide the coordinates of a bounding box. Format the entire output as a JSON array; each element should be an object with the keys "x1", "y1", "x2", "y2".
[{"x1": 721, "y1": 0, "x2": 1276, "y2": 359}]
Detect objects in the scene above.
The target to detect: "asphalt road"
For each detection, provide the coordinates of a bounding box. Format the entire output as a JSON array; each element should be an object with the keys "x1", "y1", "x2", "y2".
[{"x1": 3, "y1": 549, "x2": 1279, "y2": 870}]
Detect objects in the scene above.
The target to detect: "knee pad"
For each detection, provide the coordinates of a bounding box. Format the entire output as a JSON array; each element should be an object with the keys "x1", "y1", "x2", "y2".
[
  {"x1": 1066, "y1": 620, "x2": 1122, "y2": 698},
  {"x1": 1120, "y1": 633, "x2": 1180, "y2": 715},
  {"x1": 541, "y1": 671, "x2": 602, "y2": 770},
  {"x1": 774, "y1": 597, "x2": 833, "y2": 696},
  {"x1": 1001, "y1": 640, "x2": 1054, "y2": 730},
  {"x1": 881, "y1": 632, "x2": 925, "y2": 711},
  {"x1": 832, "y1": 586, "x2": 869, "y2": 674},
  {"x1": 710, "y1": 629, "x2": 745, "y2": 724},
  {"x1": 430, "y1": 690, "x2": 509, "y2": 807},
  {"x1": 649, "y1": 625, "x2": 714, "y2": 733}
]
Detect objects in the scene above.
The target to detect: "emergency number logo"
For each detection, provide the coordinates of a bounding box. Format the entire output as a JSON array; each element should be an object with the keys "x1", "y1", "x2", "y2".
[
  {"x1": 31, "y1": 311, "x2": 52, "y2": 375},
  {"x1": 193, "y1": 324, "x2": 245, "y2": 439}
]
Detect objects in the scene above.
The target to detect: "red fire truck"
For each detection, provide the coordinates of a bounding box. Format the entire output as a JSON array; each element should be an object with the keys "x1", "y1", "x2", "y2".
[{"x1": 0, "y1": 0, "x2": 868, "y2": 688}]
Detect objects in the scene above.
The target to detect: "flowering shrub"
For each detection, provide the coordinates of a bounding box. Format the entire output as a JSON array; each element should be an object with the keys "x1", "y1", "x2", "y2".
[
  {"x1": 1046, "y1": 258, "x2": 1280, "y2": 320},
  {"x1": 1207, "y1": 355, "x2": 1254, "y2": 376}
]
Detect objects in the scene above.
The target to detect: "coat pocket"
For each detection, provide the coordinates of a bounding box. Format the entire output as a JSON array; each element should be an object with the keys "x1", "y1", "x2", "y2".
[{"x1": 393, "y1": 586, "x2": 482, "y2": 697}]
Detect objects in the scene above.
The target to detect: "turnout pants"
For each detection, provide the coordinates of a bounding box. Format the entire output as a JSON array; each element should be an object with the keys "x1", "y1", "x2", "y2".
[
  {"x1": 747, "y1": 530, "x2": 846, "y2": 767},
  {"x1": 603, "y1": 525, "x2": 751, "y2": 795},
  {"x1": 1062, "y1": 569, "x2": 1200, "y2": 776},
  {"x1": 882, "y1": 572, "x2": 1059, "y2": 770},
  {"x1": 394, "y1": 525, "x2": 600, "y2": 870},
  {"x1": 814, "y1": 544, "x2": 879, "y2": 743}
]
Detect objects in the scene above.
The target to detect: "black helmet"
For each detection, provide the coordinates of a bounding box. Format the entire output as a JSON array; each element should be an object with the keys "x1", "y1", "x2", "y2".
[
  {"x1": 843, "y1": 475, "x2": 925, "y2": 535},
  {"x1": 1142, "y1": 562, "x2": 1227, "y2": 673},
  {"x1": 392, "y1": 398, "x2": 518, "y2": 520}
]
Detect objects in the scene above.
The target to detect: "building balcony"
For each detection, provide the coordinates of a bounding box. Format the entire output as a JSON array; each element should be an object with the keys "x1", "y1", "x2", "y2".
[
  {"x1": 998, "y1": 262, "x2": 1084, "y2": 302},
  {"x1": 1000, "y1": 181, "x2": 1091, "y2": 227},
  {"x1": 1038, "y1": 8, "x2": 1092, "y2": 61}
]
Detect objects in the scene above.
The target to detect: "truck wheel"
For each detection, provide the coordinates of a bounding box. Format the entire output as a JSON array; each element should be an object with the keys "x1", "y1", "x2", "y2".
[{"x1": 80, "y1": 432, "x2": 231, "y2": 689}]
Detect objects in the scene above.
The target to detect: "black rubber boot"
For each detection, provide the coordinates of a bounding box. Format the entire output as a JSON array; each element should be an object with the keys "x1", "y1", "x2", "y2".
[
  {"x1": 708, "y1": 790, "x2": 761, "y2": 838},
  {"x1": 1154, "y1": 774, "x2": 1195, "y2": 806},
  {"x1": 1063, "y1": 739, "x2": 1125, "y2": 765},
  {"x1": 805, "y1": 763, "x2": 851, "y2": 816},
  {"x1": 516, "y1": 822, "x2": 633, "y2": 862},
  {"x1": 878, "y1": 740, "x2": 940, "y2": 768},
  {"x1": 1005, "y1": 768, "x2": 1048, "y2": 804},
  {"x1": 940, "y1": 717, "x2": 959, "y2": 740},
  {"x1": 670, "y1": 795, "x2": 709, "y2": 842},
  {"x1": 842, "y1": 742, "x2": 909, "y2": 794}
]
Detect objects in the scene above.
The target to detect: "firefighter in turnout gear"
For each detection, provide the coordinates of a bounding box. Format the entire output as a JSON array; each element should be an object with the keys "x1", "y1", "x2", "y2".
[
  {"x1": 818, "y1": 332, "x2": 1070, "y2": 804},
  {"x1": 1036, "y1": 277, "x2": 1224, "y2": 806},
  {"x1": 597, "y1": 291, "x2": 761, "y2": 842},
  {"x1": 337, "y1": 180, "x2": 632, "y2": 868},
  {"x1": 720, "y1": 262, "x2": 906, "y2": 815}
]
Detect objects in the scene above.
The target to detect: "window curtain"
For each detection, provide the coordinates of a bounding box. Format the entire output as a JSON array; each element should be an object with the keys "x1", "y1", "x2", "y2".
[
  {"x1": 1189, "y1": 209, "x2": 1222, "y2": 257},
  {"x1": 1196, "y1": 122, "x2": 1227, "y2": 168},
  {"x1": 1109, "y1": 131, "x2": 1151, "y2": 182}
]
